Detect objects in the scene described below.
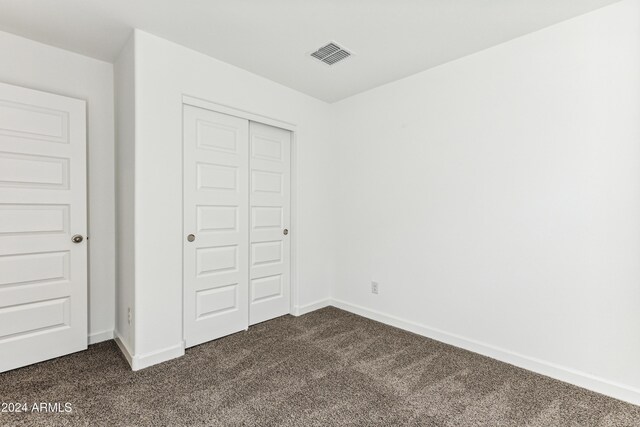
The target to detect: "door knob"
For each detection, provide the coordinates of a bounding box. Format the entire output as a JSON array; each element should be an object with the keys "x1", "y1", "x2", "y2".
[
  {"x1": 187, "y1": 234, "x2": 196, "y2": 242},
  {"x1": 283, "y1": 229, "x2": 289, "y2": 236},
  {"x1": 71, "y1": 234, "x2": 84, "y2": 244}
]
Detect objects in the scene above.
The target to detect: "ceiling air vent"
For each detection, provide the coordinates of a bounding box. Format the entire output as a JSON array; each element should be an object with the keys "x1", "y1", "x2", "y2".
[{"x1": 310, "y1": 42, "x2": 352, "y2": 66}]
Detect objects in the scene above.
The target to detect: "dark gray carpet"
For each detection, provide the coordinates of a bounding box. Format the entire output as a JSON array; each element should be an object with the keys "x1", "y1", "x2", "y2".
[{"x1": 1, "y1": 307, "x2": 639, "y2": 426}]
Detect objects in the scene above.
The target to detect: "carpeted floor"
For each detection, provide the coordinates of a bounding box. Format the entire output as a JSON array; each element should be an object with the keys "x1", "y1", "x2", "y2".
[{"x1": 1, "y1": 307, "x2": 639, "y2": 426}]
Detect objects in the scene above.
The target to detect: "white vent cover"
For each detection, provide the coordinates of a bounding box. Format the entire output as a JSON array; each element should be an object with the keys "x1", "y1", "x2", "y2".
[{"x1": 310, "y1": 42, "x2": 352, "y2": 66}]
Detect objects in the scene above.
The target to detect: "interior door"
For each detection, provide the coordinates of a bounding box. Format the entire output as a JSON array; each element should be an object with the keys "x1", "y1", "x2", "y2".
[
  {"x1": 249, "y1": 122, "x2": 291, "y2": 325},
  {"x1": 183, "y1": 105, "x2": 249, "y2": 348},
  {"x1": 0, "y1": 82, "x2": 87, "y2": 372}
]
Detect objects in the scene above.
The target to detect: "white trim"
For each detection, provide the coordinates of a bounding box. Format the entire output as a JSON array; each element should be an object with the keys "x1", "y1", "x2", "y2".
[
  {"x1": 330, "y1": 299, "x2": 640, "y2": 406},
  {"x1": 88, "y1": 330, "x2": 114, "y2": 345},
  {"x1": 114, "y1": 334, "x2": 134, "y2": 368},
  {"x1": 182, "y1": 95, "x2": 297, "y2": 131},
  {"x1": 292, "y1": 298, "x2": 331, "y2": 316},
  {"x1": 131, "y1": 341, "x2": 185, "y2": 371},
  {"x1": 289, "y1": 131, "x2": 299, "y2": 316},
  {"x1": 115, "y1": 332, "x2": 184, "y2": 371}
]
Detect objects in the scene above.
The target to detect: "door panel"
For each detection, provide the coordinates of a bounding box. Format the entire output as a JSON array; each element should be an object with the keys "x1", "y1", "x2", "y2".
[
  {"x1": 249, "y1": 122, "x2": 291, "y2": 325},
  {"x1": 0, "y1": 82, "x2": 87, "y2": 372},
  {"x1": 183, "y1": 105, "x2": 249, "y2": 348}
]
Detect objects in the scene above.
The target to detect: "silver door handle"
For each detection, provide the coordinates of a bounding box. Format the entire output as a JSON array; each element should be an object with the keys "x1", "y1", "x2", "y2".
[
  {"x1": 71, "y1": 234, "x2": 84, "y2": 244},
  {"x1": 283, "y1": 229, "x2": 289, "y2": 236},
  {"x1": 187, "y1": 234, "x2": 196, "y2": 242}
]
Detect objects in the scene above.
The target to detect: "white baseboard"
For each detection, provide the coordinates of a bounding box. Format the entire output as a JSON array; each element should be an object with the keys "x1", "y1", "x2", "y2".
[
  {"x1": 292, "y1": 298, "x2": 331, "y2": 316},
  {"x1": 331, "y1": 298, "x2": 640, "y2": 406},
  {"x1": 131, "y1": 341, "x2": 185, "y2": 371},
  {"x1": 114, "y1": 333, "x2": 185, "y2": 371},
  {"x1": 114, "y1": 333, "x2": 134, "y2": 367},
  {"x1": 88, "y1": 329, "x2": 114, "y2": 345}
]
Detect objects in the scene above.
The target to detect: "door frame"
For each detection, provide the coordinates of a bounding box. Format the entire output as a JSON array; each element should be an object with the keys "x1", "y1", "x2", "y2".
[{"x1": 181, "y1": 95, "x2": 299, "y2": 339}]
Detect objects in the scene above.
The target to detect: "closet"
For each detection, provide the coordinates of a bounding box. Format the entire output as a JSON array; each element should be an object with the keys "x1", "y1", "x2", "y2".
[{"x1": 183, "y1": 105, "x2": 291, "y2": 347}]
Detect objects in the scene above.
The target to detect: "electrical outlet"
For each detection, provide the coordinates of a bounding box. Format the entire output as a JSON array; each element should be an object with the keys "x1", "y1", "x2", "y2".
[
  {"x1": 128, "y1": 307, "x2": 132, "y2": 325},
  {"x1": 371, "y1": 281, "x2": 379, "y2": 294}
]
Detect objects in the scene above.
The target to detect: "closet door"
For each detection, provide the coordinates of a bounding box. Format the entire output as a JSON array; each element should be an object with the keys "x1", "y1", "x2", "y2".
[
  {"x1": 183, "y1": 105, "x2": 249, "y2": 348},
  {"x1": 249, "y1": 122, "x2": 291, "y2": 325}
]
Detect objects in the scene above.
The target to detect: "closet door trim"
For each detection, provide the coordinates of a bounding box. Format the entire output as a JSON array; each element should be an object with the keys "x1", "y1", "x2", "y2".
[{"x1": 183, "y1": 95, "x2": 296, "y2": 132}]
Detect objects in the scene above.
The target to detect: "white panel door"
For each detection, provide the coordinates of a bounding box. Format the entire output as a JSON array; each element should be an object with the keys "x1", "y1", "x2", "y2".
[
  {"x1": 0, "y1": 82, "x2": 87, "y2": 372},
  {"x1": 249, "y1": 122, "x2": 291, "y2": 325},
  {"x1": 183, "y1": 105, "x2": 249, "y2": 348}
]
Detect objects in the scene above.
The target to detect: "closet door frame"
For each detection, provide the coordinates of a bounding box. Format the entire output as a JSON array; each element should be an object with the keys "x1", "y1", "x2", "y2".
[{"x1": 181, "y1": 95, "x2": 299, "y2": 337}]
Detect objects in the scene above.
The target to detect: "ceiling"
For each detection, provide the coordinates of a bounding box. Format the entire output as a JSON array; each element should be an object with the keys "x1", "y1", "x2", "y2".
[{"x1": 0, "y1": 0, "x2": 620, "y2": 102}]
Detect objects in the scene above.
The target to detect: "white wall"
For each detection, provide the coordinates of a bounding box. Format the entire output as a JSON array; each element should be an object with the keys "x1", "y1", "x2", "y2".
[
  {"x1": 0, "y1": 30, "x2": 116, "y2": 343},
  {"x1": 332, "y1": 0, "x2": 640, "y2": 403},
  {"x1": 114, "y1": 34, "x2": 136, "y2": 355},
  {"x1": 129, "y1": 30, "x2": 335, "y2": 363}
]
